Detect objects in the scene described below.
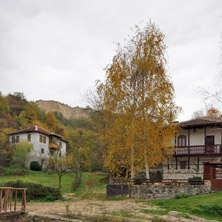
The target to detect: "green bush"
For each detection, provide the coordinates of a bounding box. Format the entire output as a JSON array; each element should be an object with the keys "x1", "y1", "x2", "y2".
[
  {"x1": 30, "y1": 161, "x2": 42, "y2": 171},
  {"x1": 175, "y1": 193, "x2": 189, "y2": 199},
  {"x1": 200, "y1": 204, "x2": 222, "y2": 216},
  {"x1": 4, "y1": 180, "x2": 61, "y2": 201}
]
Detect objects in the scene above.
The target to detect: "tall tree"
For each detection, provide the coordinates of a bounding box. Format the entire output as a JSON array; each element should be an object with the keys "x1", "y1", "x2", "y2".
[
  {"x1": 97, "y1": 22, "x2": 180, "y2": 180},
  {"x1": 48, "y1": 153, "x2": 73, "y2": 191}
]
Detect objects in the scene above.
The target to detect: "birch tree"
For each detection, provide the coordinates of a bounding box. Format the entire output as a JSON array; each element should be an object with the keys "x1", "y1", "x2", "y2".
[{"x1": 97, "y1": 22, "x2": 180, "y2": 180}]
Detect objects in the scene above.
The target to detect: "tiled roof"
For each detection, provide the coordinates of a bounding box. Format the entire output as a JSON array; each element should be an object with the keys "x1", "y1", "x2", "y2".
[
  {"x1": 7, "y1": 125, "x2": 67, "y2": 142},
  {"x1": 180, "y1": 116, "x2": 222, "y2": 127}
]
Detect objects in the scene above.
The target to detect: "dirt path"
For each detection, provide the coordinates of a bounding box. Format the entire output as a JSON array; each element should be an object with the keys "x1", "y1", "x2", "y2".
[{"x1": 27, "y1": 199, "x2": 218, "y2": 222}]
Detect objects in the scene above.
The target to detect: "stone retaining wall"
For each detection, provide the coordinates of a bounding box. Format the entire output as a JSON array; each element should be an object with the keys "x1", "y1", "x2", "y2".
[{"x1": 130, "y1": 180, "x2": 211, "y2": 199}]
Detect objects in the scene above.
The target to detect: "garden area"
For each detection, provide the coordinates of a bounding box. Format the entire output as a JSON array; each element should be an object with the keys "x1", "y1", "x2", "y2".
[{"x1": 1, "y1": 167, "x2": 222, "y2": 221}]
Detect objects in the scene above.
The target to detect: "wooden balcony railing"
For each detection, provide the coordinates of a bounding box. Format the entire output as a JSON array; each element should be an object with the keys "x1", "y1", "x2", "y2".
[
  {"x1": 49, "y1": 143, "x2": 60, "y2": 149},
  {"x1": 175, "y1": 144, "x2": 222, "y2": 156},
  {"x1": 0, "y1": 187, "x2": 27, "y2": 215}
]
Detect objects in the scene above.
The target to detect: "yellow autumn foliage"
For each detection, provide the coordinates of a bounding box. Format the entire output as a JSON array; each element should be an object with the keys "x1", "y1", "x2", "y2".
[{"x1": 97, "y1": 22, "x2": 181, "y2": 178}]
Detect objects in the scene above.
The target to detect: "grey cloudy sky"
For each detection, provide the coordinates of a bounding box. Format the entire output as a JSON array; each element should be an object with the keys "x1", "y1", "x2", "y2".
[{"x1": 0, "y1": 0, "x2": 221, "y2": 121}]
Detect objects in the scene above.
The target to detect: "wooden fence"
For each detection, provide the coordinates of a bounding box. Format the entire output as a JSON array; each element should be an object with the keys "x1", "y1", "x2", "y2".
[{"x1": 0, "y1": 187, "x2": 27, "y2": 215}]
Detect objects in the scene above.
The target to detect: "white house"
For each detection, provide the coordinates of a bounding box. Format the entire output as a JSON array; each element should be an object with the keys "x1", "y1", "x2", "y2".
[
  {"x1": 162, "y1": 116, "x2": 222, "y2": 190},
  {"x1": 7, "y1": 125, "x2": 68, "y2": 169}
]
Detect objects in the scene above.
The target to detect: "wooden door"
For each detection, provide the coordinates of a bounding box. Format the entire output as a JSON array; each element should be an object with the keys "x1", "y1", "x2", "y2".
[
  {"x1": 205, "y1": 136, "x2": 215, "y2": 153},
  {"x1": 204, "y1": 163, "x2": 211, "y2": 180},
  {"x1": 211, "y1": 165, "x2": 222, "y2": 190}
]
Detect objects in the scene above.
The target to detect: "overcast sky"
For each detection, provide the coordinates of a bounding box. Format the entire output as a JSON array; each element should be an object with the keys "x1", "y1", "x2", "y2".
[{"x1": 0, "y1": 0, "x2": 221, "y2": 121}]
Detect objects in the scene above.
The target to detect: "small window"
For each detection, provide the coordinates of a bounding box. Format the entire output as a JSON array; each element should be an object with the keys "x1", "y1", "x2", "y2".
[
  {"x1": 49, "y1": 137, "x2": 52, "y2": 144},
  {"x1": 27, "y1": 134, "x2": 31, "y2": 142},
  {"x1": 12, "y1": 136, "x2": 15, "y2": 143},
  {"x1": 41, "y1": 148, "x2": 44, "y2": 154},
  {"x1": 180, "y1": 161, "x2": 186, "y2": 169},
  {"x1": 16, "y1": 136, "x2": 19, "y2": 143},
  {"x1": 59, "y1": 141, "x2": 62, "y2": 148},
  {"x1": 178, "y1": 135, "x2": 186, "y2": 147},
  {"x1": 39, "y1": 135, "x2": 42, "y2": 142},
  {"x1": 43, "y1": 136, "x2": 46, "y2": 144}
]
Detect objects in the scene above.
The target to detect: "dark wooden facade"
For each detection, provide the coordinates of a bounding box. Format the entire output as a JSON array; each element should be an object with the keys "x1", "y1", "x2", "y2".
[{"x1": 204, "y1": 162, "x2": 222, "y2": 190}]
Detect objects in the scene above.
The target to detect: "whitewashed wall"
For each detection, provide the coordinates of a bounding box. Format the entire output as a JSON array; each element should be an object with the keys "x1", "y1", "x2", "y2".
[
  {"x1": 9, "y1": 133, "x2": 67, "y2": 169},
  {"x1": 177, "y1": 127, "x2": 222, "y2": 146}
]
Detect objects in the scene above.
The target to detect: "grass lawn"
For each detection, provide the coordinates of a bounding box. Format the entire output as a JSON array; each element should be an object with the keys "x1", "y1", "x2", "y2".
[
  {"x1": 0, "y1": 167, "x2": 107, "y2": 196},
  {"x1": 149, "y1": 192, "x2": 222, "y2": 221}
]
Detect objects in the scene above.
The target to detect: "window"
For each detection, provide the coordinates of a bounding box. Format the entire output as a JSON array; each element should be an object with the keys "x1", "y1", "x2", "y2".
[
  {"x1": 178, "y1": 135, "x2": 186, "y2": 147},
  {"x1": 16, "y1": 136, "x2": 19, "y2": 143},
  {"x1": 43, "y1": 136, "x2": 46, "y2": 144},
  {"x1": 39, "y1": 135, "x2": 42, "y2": 142},
  {"x1": 59, "y1": 141, "x2": 62, "y2": 148},
  {"x1": 27, "y1": 134, "x2": 31, "y2": 142},
  {"x1": 180, "y1": 161, "x2": 186, "y2": 169},
  {"x1": 12, "y1": 136, "x2": 15, "y2": 144},
  {"x1": 41, "y1": 148, "x2": 44, "y2": 154}
]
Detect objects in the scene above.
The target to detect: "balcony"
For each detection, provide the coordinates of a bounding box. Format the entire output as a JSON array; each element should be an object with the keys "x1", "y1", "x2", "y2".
[
  {"x1": 49, "y1": 143, "x2": 61, "y2": 149},
  {"x1": 175, "y1": 144, "x2": 222, "y2": 156}
]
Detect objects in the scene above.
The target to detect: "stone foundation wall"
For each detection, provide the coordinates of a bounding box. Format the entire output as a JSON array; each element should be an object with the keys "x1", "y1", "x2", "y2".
[
  {"x1": 163, "y1": 157, "x2": 221, "y2": 180},
  {"x1": 130, "y1": 180, "x2": 211, "y2": 199}
]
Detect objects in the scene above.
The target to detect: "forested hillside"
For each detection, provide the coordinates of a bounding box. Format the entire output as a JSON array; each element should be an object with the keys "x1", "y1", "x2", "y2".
[{"x1": 0, "y1": 92, "x2": 103, "y2": 172}]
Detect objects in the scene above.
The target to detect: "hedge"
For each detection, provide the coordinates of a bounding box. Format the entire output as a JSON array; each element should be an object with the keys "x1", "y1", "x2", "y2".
[{"x1": 3, "y1": 180, "x2": 61, "y2": 201}]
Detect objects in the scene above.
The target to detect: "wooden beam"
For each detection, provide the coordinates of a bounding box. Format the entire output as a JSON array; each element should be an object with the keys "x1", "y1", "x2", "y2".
[
  {"x1": 188, "y1": 128, "x2": 190, "y2": 169},
  {"x1": 14, "y1": 190, "x2": 17, "y2": 212},
  {"x1": 204, "y1": 127, "x2": 207, "y2": 153},
  {"x1": 0, "y1": 189, "x2": 2, "y2": 213}
]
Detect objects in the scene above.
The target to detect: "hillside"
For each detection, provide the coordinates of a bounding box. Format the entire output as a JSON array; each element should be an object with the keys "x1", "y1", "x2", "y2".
[
  {"x1": 0, "y1": 92, "x2": 102, "y2": 172},
  {"x1": 35, "y1": 100, "x2": 92, "y2": 119}
]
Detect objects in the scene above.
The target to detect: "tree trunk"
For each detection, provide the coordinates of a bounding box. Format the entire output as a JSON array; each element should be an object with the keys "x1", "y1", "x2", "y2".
[
  {"x1": 58, "y1": 173, "x2": 62, "y2": 191},
  {"x1": 131, "y1": 144, "x2": 135, "y2": 181},
  {"x1": 144, "y1": 152, "x2": 149, "y2": 180}
]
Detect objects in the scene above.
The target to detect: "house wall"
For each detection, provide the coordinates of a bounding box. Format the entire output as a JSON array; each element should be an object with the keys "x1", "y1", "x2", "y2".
[
  {"x1": 163, "y1": 156, "x2": 222, "y2": 180},
  {"x1": 166, "y1": 127, "x2": 222, "y2": 180},
  {"x1": 177, "y1": 127, "x2": 222, "y2": 146},
  {"x1": 60, "y1": 141, "x2": 66, "y2": 155},
  {"x1": 9, "y1": 133, "x2": 67, "y2": 169}
]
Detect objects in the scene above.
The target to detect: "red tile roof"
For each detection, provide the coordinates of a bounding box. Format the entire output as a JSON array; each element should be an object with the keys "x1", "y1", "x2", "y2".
[{"x1": 7, "y1": 125, "x2": 67, "y2": 142}]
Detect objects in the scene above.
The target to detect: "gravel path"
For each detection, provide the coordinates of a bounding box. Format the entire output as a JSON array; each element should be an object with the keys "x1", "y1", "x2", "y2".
[{"x1": 26, "y1": 199, "x2": 219, "y2": 222}]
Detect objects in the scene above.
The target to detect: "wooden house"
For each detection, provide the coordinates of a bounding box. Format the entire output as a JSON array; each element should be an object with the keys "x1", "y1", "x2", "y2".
[{"x1": 163, "y1": 117, "x2": 222, "y2": 190}]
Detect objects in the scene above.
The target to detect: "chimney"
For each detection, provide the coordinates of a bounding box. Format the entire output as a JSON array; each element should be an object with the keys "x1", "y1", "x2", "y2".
[{"x1": 35, "y1": 125, "x2": 38, "y2": 131}]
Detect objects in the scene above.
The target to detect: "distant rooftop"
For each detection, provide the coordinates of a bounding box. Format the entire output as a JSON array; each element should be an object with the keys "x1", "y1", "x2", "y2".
[{"x1": 180, "y1": 116, "x2": 222, "y2": 128}]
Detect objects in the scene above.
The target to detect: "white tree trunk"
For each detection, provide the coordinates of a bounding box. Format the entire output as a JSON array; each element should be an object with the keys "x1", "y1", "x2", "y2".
[
  {"x1": 131, "y1": 144, "x2": 135, "y2": 181},
  {"x1": 144, "y1": 152, "x2": 149, "y2": 180}
]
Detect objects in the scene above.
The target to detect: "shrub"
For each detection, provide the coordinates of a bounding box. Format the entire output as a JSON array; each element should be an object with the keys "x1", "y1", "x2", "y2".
[
  {"x1": 192, "y1": 204, "x2": 222, "y2": 217},
  {"x1": 134, "y1": 171, "x2": 146, "y2": 185},
  {"x1": 175, "y1": 193, "x2": 189, "y2": 199},
  {"x1": 188, "y1": 177, "x2": 202, "y2": 185},
  {"x1": 30, "y1": 161, "x2": 42, "y2": 171},
  {"x1": 4, "y1": 180, "x2": 61, "y2": 201}
]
